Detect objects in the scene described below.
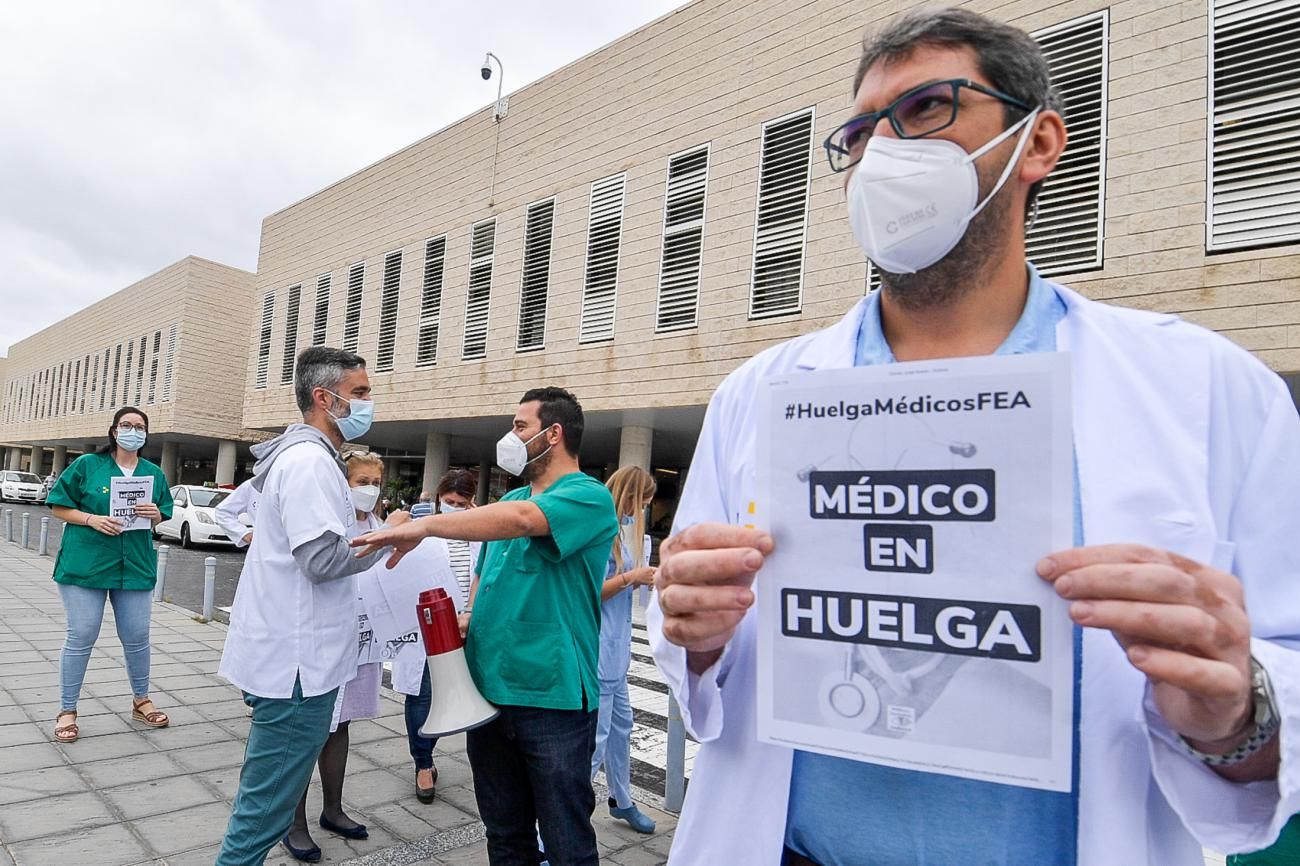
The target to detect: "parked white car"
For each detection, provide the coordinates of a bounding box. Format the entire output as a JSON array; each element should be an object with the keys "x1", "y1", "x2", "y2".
[
  {"x1": 155, "y1": 485, "x2": 235, "y2": 548},
  {"x1": 0, "y1": 471, "x2": 47, "y2": 504}
]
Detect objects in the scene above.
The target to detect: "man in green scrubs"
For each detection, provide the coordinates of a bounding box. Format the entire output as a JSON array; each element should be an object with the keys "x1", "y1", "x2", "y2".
[{"x1": 354, "y1": 386, "x2": 618, "y2": 866}]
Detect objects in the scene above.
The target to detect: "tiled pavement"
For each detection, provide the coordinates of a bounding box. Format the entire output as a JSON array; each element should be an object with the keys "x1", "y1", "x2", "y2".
[{"x1": 0, "y1": 541, "x2": 676, "y2": 865}]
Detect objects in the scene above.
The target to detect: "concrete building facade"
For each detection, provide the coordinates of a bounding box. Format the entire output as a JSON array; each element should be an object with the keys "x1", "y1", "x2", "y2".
[
  {"x1": 238, "y1": 0, "x2": 1297, "y2": 518},
  {"x1": 0, "y1": 257, "x2": 262, "y2": 485}
]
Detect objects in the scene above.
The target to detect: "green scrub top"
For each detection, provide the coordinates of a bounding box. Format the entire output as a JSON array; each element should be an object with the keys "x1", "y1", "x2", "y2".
[
  {"x1": 46, "y1": 452, "x2": 174, "y2": 591},
  {"x1": 1230, "y1": 815, "x2": 1300, "y2": 865},
  {"x1": 465, "y1": 471, "x2": 618, "y2": 711}
]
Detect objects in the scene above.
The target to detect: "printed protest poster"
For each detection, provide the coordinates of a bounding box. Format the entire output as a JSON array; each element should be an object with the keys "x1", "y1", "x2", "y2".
[
  {"x1": 755, "y1": 353, "x2": 1074, "y2": 792},
  {"x1": 372, "y1": 541, "x2": 458, "y2": 662},
  {"x1": 109, "y1": 476, "x2": 154, "y2": 532}
]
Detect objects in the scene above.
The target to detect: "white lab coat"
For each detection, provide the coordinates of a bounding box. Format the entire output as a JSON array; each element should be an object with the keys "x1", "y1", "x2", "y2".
[
  {"x1": 214, "y1": 479, "x2": 260, "y2": 547},
  {"x1": 219, "y1": 441, "x2": 359, "y2": 699},
  {"x1": 648, "y1": 282, "x2": 1300, "y2": 865}
]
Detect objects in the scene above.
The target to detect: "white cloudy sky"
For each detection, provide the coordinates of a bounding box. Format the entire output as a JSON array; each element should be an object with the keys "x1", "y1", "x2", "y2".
[{"x1": 0, "y1": 0, "x2": 684, "y2": 354}]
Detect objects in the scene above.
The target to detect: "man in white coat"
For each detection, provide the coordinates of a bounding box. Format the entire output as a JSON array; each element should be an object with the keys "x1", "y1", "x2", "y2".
[{"x1": 649, "y1": 8, "x2": 1300, "y2": 865}]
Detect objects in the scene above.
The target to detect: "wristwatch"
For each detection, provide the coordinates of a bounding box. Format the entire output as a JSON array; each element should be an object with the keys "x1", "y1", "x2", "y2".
[{"x1": 1183, "y1": 655, "x2": 1280, "y2": 767}]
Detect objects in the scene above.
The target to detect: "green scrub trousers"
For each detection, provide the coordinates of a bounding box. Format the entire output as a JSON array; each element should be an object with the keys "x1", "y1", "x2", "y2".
[{"x1": 215, "y1": 677, "x2": 338, "y2": 866}]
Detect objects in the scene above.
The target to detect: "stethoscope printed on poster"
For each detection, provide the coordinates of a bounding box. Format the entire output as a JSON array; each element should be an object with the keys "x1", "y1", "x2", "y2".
[{"x1": 755, "y1": 353, "x2": 1075, "y2": 793}]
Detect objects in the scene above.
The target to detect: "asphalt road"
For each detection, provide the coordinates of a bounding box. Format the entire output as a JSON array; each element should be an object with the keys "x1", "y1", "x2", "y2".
[{"x1": 0, "y1": 502, "x2": 246, "y2": 615}]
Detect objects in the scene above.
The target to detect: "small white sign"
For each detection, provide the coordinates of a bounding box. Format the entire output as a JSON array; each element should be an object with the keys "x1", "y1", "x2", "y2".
[{"x1": 110, "y1": 476, "x2": 154, "y2": 532}]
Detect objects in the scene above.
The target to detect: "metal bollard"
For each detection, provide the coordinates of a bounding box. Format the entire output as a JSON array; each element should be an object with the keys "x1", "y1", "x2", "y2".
[
  {"x1": 3, "y1": 509, "x2": 11, "y2": 543},
  {"x1": 202, "y1": 556, "x2": 216, "y2": 620},
  {"x1": 154, "y1": 544, "x2": 170, "y2": 602},
  {"x1": 20, "y1": 513, "x2": 30, "y2": 549},
  {"x1": 38, "y1": 517, "x2": 49, "y2": 556},
  {"x1": 664, "y1": 692, "x2": 687, "y2": 812}
]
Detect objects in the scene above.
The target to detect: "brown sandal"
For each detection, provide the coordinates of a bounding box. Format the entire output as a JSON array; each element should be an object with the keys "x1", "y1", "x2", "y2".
[
  {"x1": 54, "y1": 710, "x2": 79, "y2": 743},
  {"x1": 131, "y1": 697, "x2": 169, "y2": 728}
]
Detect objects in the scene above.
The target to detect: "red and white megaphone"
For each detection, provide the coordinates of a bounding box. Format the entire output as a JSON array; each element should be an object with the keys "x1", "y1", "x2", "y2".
[{"x1": 416, "y1": 588, "x2": 499, "y2": 737}]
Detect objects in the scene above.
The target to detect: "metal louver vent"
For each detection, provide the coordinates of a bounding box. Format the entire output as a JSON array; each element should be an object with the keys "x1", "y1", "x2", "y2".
[
  {"x1": 417, "y1": 236, "x2": 446, "y2": 367},
  {"x1": 121, "y1": 343, "x2": 133, "y2": 407},
  {"x1": 1208, "y1": 0, "x2": 1300, "y2": 250},
  {"x1": 343, "y1": 263, "x2": 365, "y2": 353},
  {"x1": 110, "y1": 345, "x2": 122, "y2": 409},
  {"x1": 656, "y1": 146, "x2": 710, "y2": 332},
  {"x1": 750, "y1": 109, "x2": 814, "y2": 318},
  {"x1": 462, "y1": 220, "x2": 496, "y2": 361},
  {"x1": 134, "y1": 335, "x2": 146, "y2": 405},
  {"x1": 282, "y1": 284, "x2": 301, "y2": 384},
  {"x1": 147, "y1": 332, "x2": 160, "y2": 404},
  {"x1": 256, "y1": 292, "x2": 274, "y2": 389},
  {"x1": 517, "y1": 199, "x2": 556, "y2": 351},
  {"x1": 1028, "y1": 11, "x2": 1109, "y2": 275},
  {"x1": 313, "y1": 274, "x2": 331, "y2": 346},
  {"x1": 376, "y1": 251, "x2": 402, "y2": 372},
  {"x1": 99, "y1": 349, "x2": 110, "y2": 410},
  {"x1": 579, "y1": 173, "x2": 627, "y2": 343},
  {"x1": 161, "y1": 324, "x2": 178, "y2": 402}
]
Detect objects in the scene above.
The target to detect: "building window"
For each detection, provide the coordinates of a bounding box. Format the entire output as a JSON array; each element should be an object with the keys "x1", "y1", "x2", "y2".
[
  {"x1": 147, "y1": 333, "x2": 160, "y2": 404},
  {"x1": 1208, "y1": 0, "x2": 1300, "y2": 250},
  {"x1": 256, "y1": 292, "x2": 275, "y2": 389},
  {"x1": 1029, "y1": 11, "x2": 1109, "y2": 274},
  {"x1": 517, "y1": 198, "x2": 556, "y2": 351},
  {"x1": 90, "y1": 353, "x2": 100, "y2": 412},
  {"x1": 161, "y1": 323, "x2": 178, "y2": 402},
  {"x1": 750, "y1": 108, "x2": 815, "y2": 319},
  {"x1": 462, "y1": 219, "x2": 496, "y2": 361},
  {"x1": 99, "y1": 349, "x2": 110, "y2": 411},
  {"x1": 375, "y1": 250, "x2": 402, "y2": 372},
  {"x1": 313, "y1": 273, "x2": 331, "y2": 346},
  {"x1": 656, "y1": 145, "x2": 710, "y2": 332},
  {"x1": 579, "y1": 173, "x2": 627, "y2": 343},
  {"x1": 282, "y1": 284, "x2": 302, "y2": 385},
  {"x1": 417, "y1": 236, "x2": 447, "y2": 367},
  {"x1": 343, "y1": 262, "x2": 365, "y2": 353}
]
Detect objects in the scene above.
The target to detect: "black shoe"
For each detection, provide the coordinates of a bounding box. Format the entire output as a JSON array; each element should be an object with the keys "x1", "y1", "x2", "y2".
[
  {"x1": 281, "y1": 834, "x2": 322, "y2": 862},
  {"x1": 416, "y1": 765, "x2": 438, "y2": 804},
  {"x1": 319, "y1": 814, "x2": 369, "y2": 840}
]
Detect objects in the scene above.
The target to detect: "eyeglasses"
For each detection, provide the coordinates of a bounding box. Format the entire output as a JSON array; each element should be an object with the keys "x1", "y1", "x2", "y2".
[
  {"x1": 116, "y1": 423, "x2": 147, "y2": 433},
  {"x1": 342, "y1": 450, "x2": 378, "y2": 462},
  {"x1": 823, "y1": 78, "x2": 1033, "y2": 173}
]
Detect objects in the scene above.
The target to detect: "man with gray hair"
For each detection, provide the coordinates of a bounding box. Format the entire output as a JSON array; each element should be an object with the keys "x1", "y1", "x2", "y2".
[
  {"x1": 216, "y1": 346, "x2": 388, "y2": 865},
  {"x1": 650, "y1": 7, "x2": 1300, "y2": 864}
]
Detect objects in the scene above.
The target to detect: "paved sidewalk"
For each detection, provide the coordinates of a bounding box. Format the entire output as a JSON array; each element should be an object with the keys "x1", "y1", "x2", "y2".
[{"x1": 0, "y1": 542, "x2": 675, "y2": 866}]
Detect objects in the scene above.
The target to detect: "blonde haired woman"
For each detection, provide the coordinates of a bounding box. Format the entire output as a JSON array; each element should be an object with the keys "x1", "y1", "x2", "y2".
[{"x1": 591, "y1": 466, "x2": 658, "y2": 833}]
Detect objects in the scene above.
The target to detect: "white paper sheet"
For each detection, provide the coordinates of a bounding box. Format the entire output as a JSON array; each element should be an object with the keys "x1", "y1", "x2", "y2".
[
  {"x1": 756, "y1": 353, "x2": 1075, "y2": 793},
  {"x1": 109, "y1": 476, "x2": 154, "y2": 532},
  {"x1": 370, "y1": 540, "x2": 458, "y2": 663}
]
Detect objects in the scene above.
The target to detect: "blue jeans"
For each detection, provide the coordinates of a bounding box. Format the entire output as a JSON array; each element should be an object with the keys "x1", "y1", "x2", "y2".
[
  {"x1": 467, "y1": 704, "x2": 599, "y2": 866},
  {"x1": 404, "y1": 665, "x2": 439, "y2": 770},
  {"x1": 591, "y1": 677, "x2": 634, "y2": 809},
  {"x1": 58, "y1": 583, "x2": 153, "y2": 711},
  {"x1": 215, "y1": 677, "x2": 337, "y2": 866}
]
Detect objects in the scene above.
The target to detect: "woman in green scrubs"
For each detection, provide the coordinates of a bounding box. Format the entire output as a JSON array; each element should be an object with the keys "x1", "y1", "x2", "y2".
[{"x1": 46, "y1": 406, "x2": 174, "y2": 743}]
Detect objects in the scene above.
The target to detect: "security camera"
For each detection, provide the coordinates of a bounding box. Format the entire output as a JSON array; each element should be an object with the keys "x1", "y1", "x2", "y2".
[{"x1": 481, "y1": 65, "x2": 492, "y2": 81}]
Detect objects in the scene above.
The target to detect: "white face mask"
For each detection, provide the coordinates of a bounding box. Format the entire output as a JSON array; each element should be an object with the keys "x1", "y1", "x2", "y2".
[
  {"x1": 846, "y1": 109, "x2": 1039, "y2": 275},
  {"x1": 439, "y1": 501, "x2": 464, "y2": 514},
  {"x1": 495, "y1": 426, "x2": 553, "y2": 477},
  {"x1": 349, "y1": 484, "x2": 381, "y2": 514}
]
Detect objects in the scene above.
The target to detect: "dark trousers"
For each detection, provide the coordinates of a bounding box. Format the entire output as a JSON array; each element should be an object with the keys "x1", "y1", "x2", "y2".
[
  {"x1": 404, "y1": 665, "x2": 438, "y2": 770},
  {"x1": 467, "y1": 704, "x2": 599, "y2": 866}
]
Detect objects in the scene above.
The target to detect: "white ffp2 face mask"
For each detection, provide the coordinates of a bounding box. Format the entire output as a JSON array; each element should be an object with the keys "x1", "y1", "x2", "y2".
[
  {"x1": 847, "y1": 109, "x2": 1039, "y2": 275},
  {"x1": 495, "y1": 426, "x2": 553, "y2": 477},
  {"x1": 349, "y1": 484, "x2": 381, "y2": 514}
]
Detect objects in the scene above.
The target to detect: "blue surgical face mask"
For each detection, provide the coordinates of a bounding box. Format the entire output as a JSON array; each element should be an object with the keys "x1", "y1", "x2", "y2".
[
  {"x1": 116, "y1": 428, "x2": 147, "y2": 452},
  {"x1": 325, "y1": 390, "x2": 374, "y2": 442}
]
